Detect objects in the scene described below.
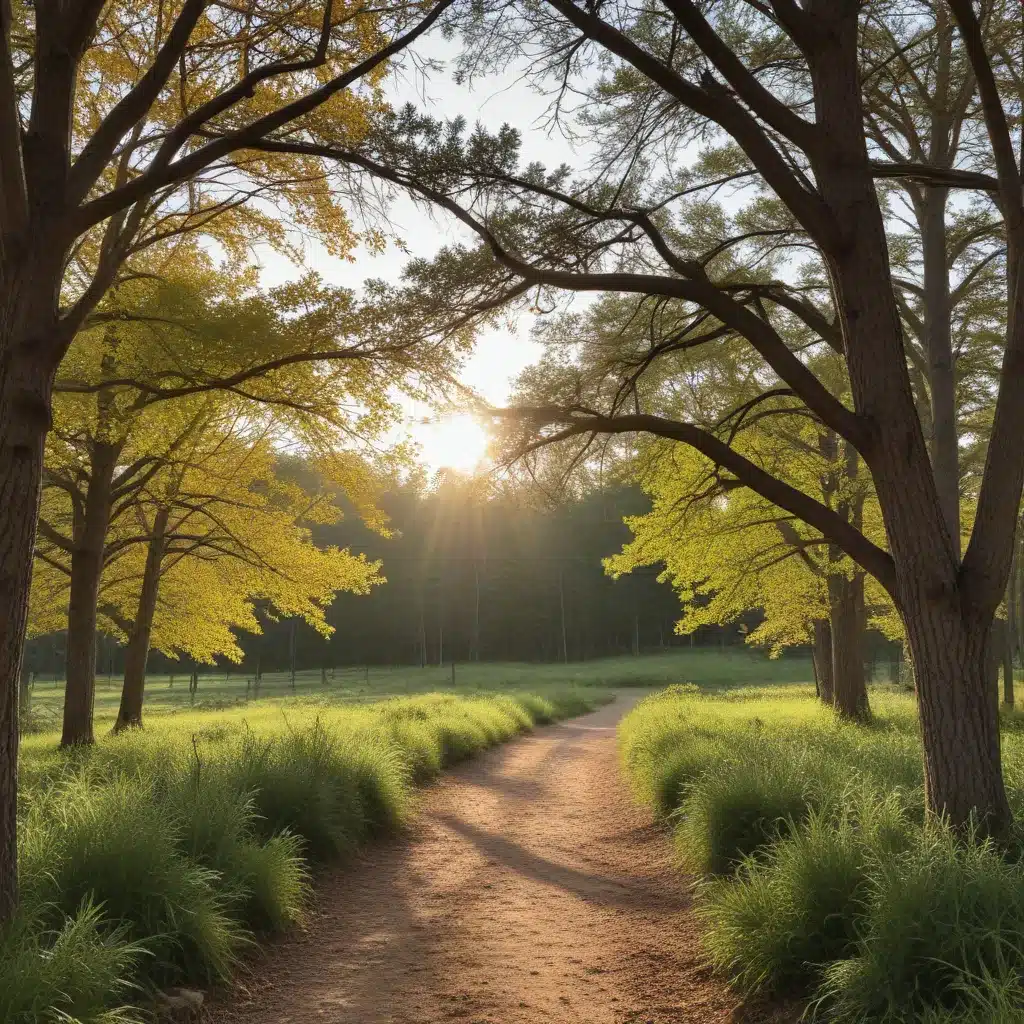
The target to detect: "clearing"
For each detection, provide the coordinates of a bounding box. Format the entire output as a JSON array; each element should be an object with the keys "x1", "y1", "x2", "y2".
[{"x1": 208, "y1": 693, "x2": 744, "y2": 1023}]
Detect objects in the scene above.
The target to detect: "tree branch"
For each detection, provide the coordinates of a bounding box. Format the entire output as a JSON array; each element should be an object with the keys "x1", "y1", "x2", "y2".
[
  {"x1": 510, "y1": 406, "x2": 896, "y2": 594},
  {"x1": 659, "y1": 0, "x2": 819, "y2": 149},
  {"x1": 67, "y1": 0, "x2": 209, "y2": 204},
  {"x1": 73, "y1": 0, "x2": 455, "y2": 232}
]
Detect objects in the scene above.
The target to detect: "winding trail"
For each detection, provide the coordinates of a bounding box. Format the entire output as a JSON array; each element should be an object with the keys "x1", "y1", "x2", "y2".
[{"x1": 209, "y1": 694, "x2": 746, "y2": 1024}]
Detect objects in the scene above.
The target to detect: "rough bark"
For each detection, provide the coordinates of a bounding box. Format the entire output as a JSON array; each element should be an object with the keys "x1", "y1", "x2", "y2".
[
  {"x1": 60, "y1": 441, "x2": 118, "y2": 747},
  {"x1": 812, "y1": 617, "x2": 834, "y2": 705},
  {"x1": 0, "y1": 254, "x2": 65, "y2": 922},
  {"x1": 114, "y1": 507, "x2": 169, "y2": 732},
  {"x1": 0, "y1": 382, "x2": 43, "y2": 923},
  {"x1": 906, "y1": 605, "x2": 1011, "y2": 832},
  {"x1": 829, "y1": 573, "x2": 870, "y2": 720}
]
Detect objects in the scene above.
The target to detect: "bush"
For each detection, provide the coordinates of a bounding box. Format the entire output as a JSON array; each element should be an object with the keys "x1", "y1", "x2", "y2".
[
  {"x1": 20, "y1": 774, "x2": 244, "y2": 984},
  {"x1": 162, "y1": 769, "x2": 307, "y2": 933},
  {"x1": 673, "y1": 741, "x2": 827, "y2": 874},
  {"x1": 230, "y1": 722, "x2": 372, "y2": 858}
]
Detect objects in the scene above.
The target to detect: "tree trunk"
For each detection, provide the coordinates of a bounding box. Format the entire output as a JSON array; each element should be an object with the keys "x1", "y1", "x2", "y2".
[
  {"x1": 919, "y1": 186, "x2": 961, "y2": 556},
  {"x1": 559, "y1": 567, "x2": 568, "y2": 663},
  {"x1": 812, "y1": 617, "x2": 834, "y2": 705},
  {"x1": 906, "y1": 607, "x2": 1012, "y2": 834},
  {"x1": 829, "y1": 573, "x2": 869, "y2": 720},
  {"x1": 61, "y1": 442, "x2": 118, "y2": 747},
  {"x1": 0, "y1": 314, "x2": 62, "y2": 920},
  {"x1": 114, "y1": 507, "x2": 168, "y2": 732}
]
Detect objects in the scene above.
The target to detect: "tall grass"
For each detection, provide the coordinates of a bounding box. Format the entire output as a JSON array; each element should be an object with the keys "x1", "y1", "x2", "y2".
[
  {"x1": 620, "y1": 685, "x2": 1024, "y2": 1022},
  {"x1": 11, "y1": 688, "x2": 604, "y2": 1022}
]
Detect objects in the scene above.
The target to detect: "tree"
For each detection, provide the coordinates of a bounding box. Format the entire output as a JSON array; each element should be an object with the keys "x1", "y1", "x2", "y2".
[
  {"x1": 608, "y1": 438, "x2": 876, "y2": 719},
  {"x1": 34, "y1": 255, "x2": 430, "y2": 742},
  {"x1": 0, "y1": 0, "x2": 456, "y2": 921},
  {"x1": 322, "y1": 1, "x2": 1024, "y2": 831},
  {"x1": 99, "y1": 417, "x2": 382, "y2": 730},
  {"x1": 518, "y1": 286, "x2": 878, "y2": 717}
]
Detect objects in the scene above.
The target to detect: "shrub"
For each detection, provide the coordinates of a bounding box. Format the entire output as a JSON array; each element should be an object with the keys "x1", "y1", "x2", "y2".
[
  {"x1": 0, "y1": 902, "x2": 146, "y2": 1024},
  {"x1": 230, "y1": 722, "x2": 369, "y2": 858},
  {"x1": 163, "y1": 769, "x2": 307, "y2": 933},
  {"x1": 21, "y1": 773, "x2": 244, "y2": 984},
  {"x1": 673, "y1": 742, "x2": 824, "y2": 874},
  {"x1": 699, "y1": 792, "x2": 914, "y2": 995},
  {"x1": 817, "y1": 825, "x2": 1024, "y2": 1022}
]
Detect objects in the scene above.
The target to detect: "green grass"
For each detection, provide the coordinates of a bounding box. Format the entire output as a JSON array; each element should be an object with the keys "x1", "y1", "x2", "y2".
[
  {"x1": 19, "y1": 648, "x2": 813, "y2": 733},
  {"x1": 619, "y1": 684, "x2": 1024, "y2": 1022},
  {"x1": 11, "y1": 689, "x2": 606, "y2": 1023}
]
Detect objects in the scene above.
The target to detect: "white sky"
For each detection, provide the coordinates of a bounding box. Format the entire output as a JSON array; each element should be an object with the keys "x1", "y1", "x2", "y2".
[{"x1": 253, "y1": 32, "x2": 590, "y2": 473}]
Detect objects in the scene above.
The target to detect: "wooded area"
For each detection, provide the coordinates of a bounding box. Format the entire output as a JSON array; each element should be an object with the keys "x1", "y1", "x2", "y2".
[{"x1": 2, "y1": 9, "x2": 1024, "y2": 1013}]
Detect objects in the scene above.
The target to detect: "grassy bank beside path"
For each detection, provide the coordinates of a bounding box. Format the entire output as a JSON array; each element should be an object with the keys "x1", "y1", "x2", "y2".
[
  {"x1": 620, "y1": 685, "x2": 1024, "y2": 1022},
  {"x1": 8, "y1": 689, "x2": 606, "y2": 1024}
]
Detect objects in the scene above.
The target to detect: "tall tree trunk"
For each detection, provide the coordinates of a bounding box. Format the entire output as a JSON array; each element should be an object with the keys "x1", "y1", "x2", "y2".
[
  {"x1": 558, "y1": 567, "x2": 568, "y2": 663},
  {"x1": 829, "y1": 573, "x2": 870, "y2": 720},
  {"x1": 472, "y1": 561, "x2": 481, "y2": 661},
  {"x1": 0, "y1": 255, "x2": 67, "y2": 921},
  {"x1": 812, "y1": 617, "x2": 834, "y2": 704},
  {"x1": 906, "y1": 606, "x2": 1011, "y2": 832},
  {"x1": 806, "y1": 11, "x2": 1014, "y2": 832},
  {"x1": 0, "y1": 394, "x2": 46, "y2": 922},
  {"x1": 114, "y1": 507, "x2": 168, "y2": 732},
  {"x1": 61, "y1": 442, "x2": 118, "y2": 747}
]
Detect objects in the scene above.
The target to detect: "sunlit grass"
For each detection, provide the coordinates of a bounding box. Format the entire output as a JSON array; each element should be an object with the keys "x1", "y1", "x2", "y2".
[
  {"x1": 12, "y1": 689, "x2": 606, "y2": 1023},
  {"x1": 19, "y1": 648, "x2": 814, "y2": 733},
  {"x1": 620, "y1": 685, "x2": 1024, "y2": 1021}
]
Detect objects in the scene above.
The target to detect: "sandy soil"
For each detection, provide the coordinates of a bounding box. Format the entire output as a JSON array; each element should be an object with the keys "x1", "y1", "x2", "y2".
[{"x1": 207, "y1": 693, "x2": 765, "y2": 1024}]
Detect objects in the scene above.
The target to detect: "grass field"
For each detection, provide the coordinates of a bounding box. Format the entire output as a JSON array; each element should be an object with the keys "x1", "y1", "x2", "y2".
[
  {"x1": 620, "y1": 684, "x2": 1024, "y2": 1022},
  {"x1": 20, "y1": 648, "x2": 816, "y2": 733}
]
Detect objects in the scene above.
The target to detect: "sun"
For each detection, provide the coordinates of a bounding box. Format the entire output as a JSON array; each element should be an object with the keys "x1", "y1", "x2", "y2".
[{"x1": 415, "y1": 413, "x2": 491, "y2": 474}]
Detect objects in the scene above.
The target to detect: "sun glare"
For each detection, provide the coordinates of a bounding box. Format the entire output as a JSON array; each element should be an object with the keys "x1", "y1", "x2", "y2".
[{"x1": 416, "y1": 414, "x2": 491, "y2": 475}]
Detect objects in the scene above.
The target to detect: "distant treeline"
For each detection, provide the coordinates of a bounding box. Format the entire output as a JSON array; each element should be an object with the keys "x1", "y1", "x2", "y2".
[
  {"x1": 25, "y1": 484, "x2": 729, "y2": 677},
  {"x1": 204, "y1": 484, "x2": 730, "y2": 672},
  {"x1": 25, "y1": 481, "x2": 893, "y2": 678}
]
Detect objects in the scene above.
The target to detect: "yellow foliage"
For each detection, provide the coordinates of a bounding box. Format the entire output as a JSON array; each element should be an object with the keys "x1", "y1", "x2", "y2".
[{"x1": 607, "y1": 420, "x2": 894, "y2": 654}]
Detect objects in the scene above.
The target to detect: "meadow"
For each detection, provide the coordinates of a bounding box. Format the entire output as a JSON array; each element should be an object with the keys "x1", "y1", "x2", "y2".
[
  {"x1": 11, "y1": 686, "x2": 607, "y2": 1024},
  {"x1": 620, "y1": 683, "x2": 1024, "y2": 1022},
  {"x1": 19, "y1": 647, "x2": 815, "y2": 732}
]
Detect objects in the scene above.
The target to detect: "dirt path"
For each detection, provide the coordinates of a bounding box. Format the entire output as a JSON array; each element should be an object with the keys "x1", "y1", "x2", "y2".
[{"x1": 209, "y1": 693, "x2": 742, "y2": 1024}]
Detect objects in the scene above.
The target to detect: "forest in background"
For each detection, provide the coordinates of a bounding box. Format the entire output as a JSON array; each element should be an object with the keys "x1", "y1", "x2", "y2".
[{"x1": 25, "y1": 480, "x2": 842, "y2": 678}]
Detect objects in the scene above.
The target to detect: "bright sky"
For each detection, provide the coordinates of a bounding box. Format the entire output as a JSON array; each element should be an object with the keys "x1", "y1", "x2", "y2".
[{"x1": 255, "y1": 32, "x2": 587, "y2": 475}]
